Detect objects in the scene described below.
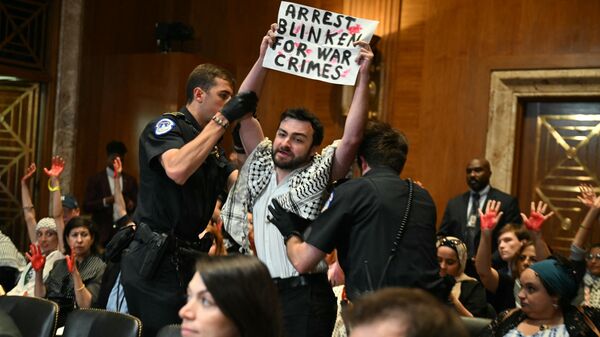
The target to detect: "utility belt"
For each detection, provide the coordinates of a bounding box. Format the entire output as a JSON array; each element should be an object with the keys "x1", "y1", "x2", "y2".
[
  {"x1": 272, "y1": 273, "x2": 328, "y2": 291},
  {"x1": 133, "y1": 223, "x2": 212, "y2": 280}
]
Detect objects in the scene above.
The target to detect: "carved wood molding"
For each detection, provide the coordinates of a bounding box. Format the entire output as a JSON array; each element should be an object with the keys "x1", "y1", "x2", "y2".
[{"x1": 486, "y1": 69, "x2": 600, "y2": 193}]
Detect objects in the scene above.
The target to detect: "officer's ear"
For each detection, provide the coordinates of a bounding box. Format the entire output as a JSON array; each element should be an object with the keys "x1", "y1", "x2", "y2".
[{"x1": 193, "y1": 87, "x2": 206, "y2": 103}]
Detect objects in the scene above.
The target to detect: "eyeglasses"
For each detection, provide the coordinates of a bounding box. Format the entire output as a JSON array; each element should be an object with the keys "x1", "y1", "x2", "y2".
[{"x1": 586, "y1": 253, "x2": 600, "y2": 261}]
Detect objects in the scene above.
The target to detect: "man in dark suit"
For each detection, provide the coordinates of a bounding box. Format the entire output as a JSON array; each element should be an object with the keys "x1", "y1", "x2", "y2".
[
  {"x1": 438, "y1": 158, "x2": 521, "y2": 275},
  {"x1": 84, "y1": 141, "x2": 138, "y2": 247}
]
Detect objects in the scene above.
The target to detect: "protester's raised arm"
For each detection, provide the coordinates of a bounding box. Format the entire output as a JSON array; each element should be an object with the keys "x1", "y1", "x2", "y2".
[
  {"x1": 21, "y1": 163, "x2": 38, "y2": 243},
  {"x1": 330, "y1": 41, "x2": 373, "y2": 181},
  {"x1": 237, "y1": 24, "x2": 278, "y2": 154},
  {"x1": 475, "y1": 200, "x2": 503, "y2": 293}
]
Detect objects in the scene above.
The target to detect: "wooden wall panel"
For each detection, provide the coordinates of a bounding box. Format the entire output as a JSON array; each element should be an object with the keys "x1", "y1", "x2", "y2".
[{"x1": 390, "y1": 0, "x2": 600, "y2": 224}]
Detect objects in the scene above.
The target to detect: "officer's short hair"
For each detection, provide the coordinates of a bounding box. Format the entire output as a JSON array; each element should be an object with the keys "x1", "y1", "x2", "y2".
[
  {"x1": 358, "y1": 121, "x2": 408, "y2": 174},
  {"x1": 279, "y1": 108, "x2": 324, "y2": 147},
  {"x1": 344, "y1": 288, "x2": 468, "y2": 337},
  {"x1": 186, "y1": 64, "x2": 236, "y2": 104}
]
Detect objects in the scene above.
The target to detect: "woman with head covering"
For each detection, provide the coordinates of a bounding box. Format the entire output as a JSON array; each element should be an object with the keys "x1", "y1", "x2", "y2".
[
  {"x1": 437, "y1": 236, "x2": 489, "y2": 317},
  {"x1": 179, "y1": 255, "x2": 283, "y2": 337},
  {"x1": 480, "y1": 257, "x2": 600, "y2": 337}
]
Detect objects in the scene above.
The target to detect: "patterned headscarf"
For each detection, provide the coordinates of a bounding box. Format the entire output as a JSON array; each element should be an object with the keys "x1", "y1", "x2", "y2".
[
  {"x1": 437, "y1": 236, "x2": 468, "y2": 276},
  {"x1": 36, "y1": 217, "x2": 57, "y2": 233},
  {"x1": 437, "y1": 236, "x2": 475, "y2": 299}
]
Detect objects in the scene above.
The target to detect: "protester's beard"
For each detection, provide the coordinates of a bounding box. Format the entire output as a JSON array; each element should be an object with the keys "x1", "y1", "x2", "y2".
[{"x1": 272, "y1": 146, "x2": 310, "y2": 170}]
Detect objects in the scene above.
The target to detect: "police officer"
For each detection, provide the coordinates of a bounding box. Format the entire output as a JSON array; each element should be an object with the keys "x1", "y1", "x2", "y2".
[
  {"x1": 120, "y1": 63, "x2": 257, "y2": 337},
  {"x1": 269, "y1": 121, "x2": 450, "y2": 302}
]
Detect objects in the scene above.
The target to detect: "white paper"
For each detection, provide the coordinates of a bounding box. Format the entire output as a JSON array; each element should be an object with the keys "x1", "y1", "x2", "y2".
[{"x1": 263, "y1": 1, "x2": 379, "y2": 86}]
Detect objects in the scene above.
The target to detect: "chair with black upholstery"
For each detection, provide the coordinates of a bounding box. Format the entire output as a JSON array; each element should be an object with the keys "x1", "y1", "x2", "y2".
[
  {"x1": 0, "y1": 295, "x2": 59, "y2": 337},
  {"x1": 461, "y1": 316, "x2": 492, "y2": 337},
  {"x1": 61, "y1": 308, "x2": 142, "y2": 337},
  {"x1": 157, "y1": 324, "x2": 181, "y2": 337}
]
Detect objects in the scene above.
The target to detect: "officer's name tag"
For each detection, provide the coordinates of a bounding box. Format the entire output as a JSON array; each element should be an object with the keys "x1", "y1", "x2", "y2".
[{"x1": 467, "y1": 214, "x2": 477, "y2": 228}]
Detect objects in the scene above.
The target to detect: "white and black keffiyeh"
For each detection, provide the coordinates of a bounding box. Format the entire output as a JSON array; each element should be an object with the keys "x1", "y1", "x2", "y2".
[
  {"x1": 222, "y1": 138, "x2": 338, "y2": 253},
  {"x1": 583, "y1": 272, "x2": 600, "y2": 308}
]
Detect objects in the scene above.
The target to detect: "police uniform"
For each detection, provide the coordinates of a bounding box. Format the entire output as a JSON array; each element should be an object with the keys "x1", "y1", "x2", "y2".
[
  {"x1": 121, "y1": 107, "x2": 236, "y2": 337},
  {"x1": 305, "y1": 166, "x2": 447, "y2": 301}
]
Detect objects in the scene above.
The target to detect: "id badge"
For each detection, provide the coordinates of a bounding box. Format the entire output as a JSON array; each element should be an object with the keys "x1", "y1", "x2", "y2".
[{"x1": 467, "y1": 214, "x2": 477, "y2": 228}]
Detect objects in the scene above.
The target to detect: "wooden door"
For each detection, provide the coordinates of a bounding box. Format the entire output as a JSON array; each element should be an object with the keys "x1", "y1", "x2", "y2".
[{"x1": 516, "y1": 101, "x2": 600, "y2": 255}]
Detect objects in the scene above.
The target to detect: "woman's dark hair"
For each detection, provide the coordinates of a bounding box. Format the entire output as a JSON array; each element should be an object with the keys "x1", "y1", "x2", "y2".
[
  {"x1": 196, "y1": 255, "x2": 283, "y2": 337},
  {"x1": 344, "y1": 287, "x2": 468, "y2": 337},
  {"x1": 63, "y1": 217, "x2": 99, "y2": 256}
]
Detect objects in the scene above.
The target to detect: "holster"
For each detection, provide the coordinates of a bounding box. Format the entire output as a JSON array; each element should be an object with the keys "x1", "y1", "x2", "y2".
[{"x1": 134, "y1": 222, "x2": 169, "y2": 280}]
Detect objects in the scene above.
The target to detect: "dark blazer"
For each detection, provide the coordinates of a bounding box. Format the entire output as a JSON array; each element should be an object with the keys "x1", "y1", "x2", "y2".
[
  {"x1": 438, "y1": 187, "x2": 521, "y2": 256},
  {"x1": 83, "y1": 170, "x2": 138, "y2": 246}
]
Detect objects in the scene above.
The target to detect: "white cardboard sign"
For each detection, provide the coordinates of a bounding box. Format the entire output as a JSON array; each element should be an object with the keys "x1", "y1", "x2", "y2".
[{"x1": 263, "y1": 1, "x2": 379, "y2": 86}]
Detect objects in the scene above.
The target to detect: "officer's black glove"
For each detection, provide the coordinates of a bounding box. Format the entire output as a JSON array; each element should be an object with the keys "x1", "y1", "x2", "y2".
[
  {"x1": 267, "y1": 198, "x2": 311, "y2": 243},
  {"x1": 220, "y1": 91, "x2": 258, "y2": 123}
]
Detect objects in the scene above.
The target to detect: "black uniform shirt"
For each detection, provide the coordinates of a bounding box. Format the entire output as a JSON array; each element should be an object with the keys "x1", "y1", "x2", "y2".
[
  {"x1": 133, "y1": 107, "x2": 236, "y2": 241},
  {"x1": 306, "y1": 166, "x2": 442, "y2": 299}
]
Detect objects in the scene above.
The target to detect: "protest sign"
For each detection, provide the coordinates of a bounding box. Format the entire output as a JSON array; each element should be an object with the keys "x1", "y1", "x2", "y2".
[{"x1": 263, "y1": 1, "x2": 379, "y2": 86}]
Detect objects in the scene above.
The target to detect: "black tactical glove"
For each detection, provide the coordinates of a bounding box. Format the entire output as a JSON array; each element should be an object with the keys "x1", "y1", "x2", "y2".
[
  {"x1": 220, "y1": 91, "x2": 258, "y2": 123},
  {"x1": 268, "y1": 198, "x2": 311, "y2": 243}
]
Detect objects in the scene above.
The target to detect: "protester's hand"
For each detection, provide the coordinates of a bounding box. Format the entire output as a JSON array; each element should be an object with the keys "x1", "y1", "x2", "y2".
[
  {"x1": 220, "y1": 91, "x2": 258, "y2": 122},
  {"x1": 21, "y1": 163, "x2": 37, "y2": 183},
  {"x1": 43, "y1": 156, "x2": 65, "y2": 178},
  {"x1": 260, "y1": 23, "x2": 278, "y2": 58},
  {"x1": 25, "y1": 244, "x2": 45, "y2": 272},
  {"x1": 267, "y1": 199, "x2": 311, "y2": 242},
  {"x1": 521, "y1": 201, "x2": 554, "y2": 232},
  {"x1": 353, "y1": 41, "x2": 374, "y2": 74},
  {"x1": 113, "y1": 156, "x2": 122, "y2": 178},
  {"x1": 66, "y1": 250, "x2": 77, "y2": 273},
  {"x1": 577, "y1": 184, "x2": 600, "y2": 209},
  {"x1": 327, "y1": 260, "x2": 345, "y2": 287},
  {"x1": 478, "y1": 200, "x2": 503, "y2": 231}
]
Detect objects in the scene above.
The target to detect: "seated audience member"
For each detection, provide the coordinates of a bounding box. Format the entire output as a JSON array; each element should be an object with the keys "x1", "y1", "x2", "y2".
[
  {"x1": 84, "y1": 140, "x2": 138, "y2": 247},
  {"x1": 61, "y1": 194, "x2": 81, "y2": 225},
  {"x1": 9, "y1": 218, "x2": 64, "y2": 296},
  {"x1": 480, "y1": 257, "x2": 600, "y2": 337},
  {"x1": 95, "y1": 156, "x2": 135, "y2": 313},
  {"x1": 10, "y1": 158, "x2": 66, "y2": 296},
  {"x1": 179, "y1": 255, "x2": 284, "y2": 337},
  {"x1": 0, "y1": 230, "x2": 26, "y2": 291},
  {"x1": 437, "y1": 236, "x2": 489, "y2": 317},
  {"x1": 343, "y1": 287, "x2": 468, "y2": 337},
  {"x1": 34, "y1": 217, "x2": 105, "y2": 326},
  {"x1": 476, "y1": 201, "x2": 552, "y2": 313},
  {"x1": 571, "y1": 184, "x2": 600, "y2": 308}
]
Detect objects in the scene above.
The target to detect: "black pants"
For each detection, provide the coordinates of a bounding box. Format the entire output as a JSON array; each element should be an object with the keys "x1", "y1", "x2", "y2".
[
  {"x1": 120, "y1": 240, "x2": 192, "y2": 337},
  {"x1": 275, "y1": 273, "x2": 337, "y2": 337}
]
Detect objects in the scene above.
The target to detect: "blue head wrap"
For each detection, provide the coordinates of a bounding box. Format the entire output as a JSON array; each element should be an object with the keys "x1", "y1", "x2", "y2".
[{"x1": 529, "y1": 259, "x2": 578, "y2": 303}]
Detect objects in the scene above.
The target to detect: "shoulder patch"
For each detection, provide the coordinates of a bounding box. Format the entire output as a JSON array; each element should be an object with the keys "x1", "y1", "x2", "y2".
[{"x1": 154, "y1": 118, "x2": 175, "y2": 136}]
